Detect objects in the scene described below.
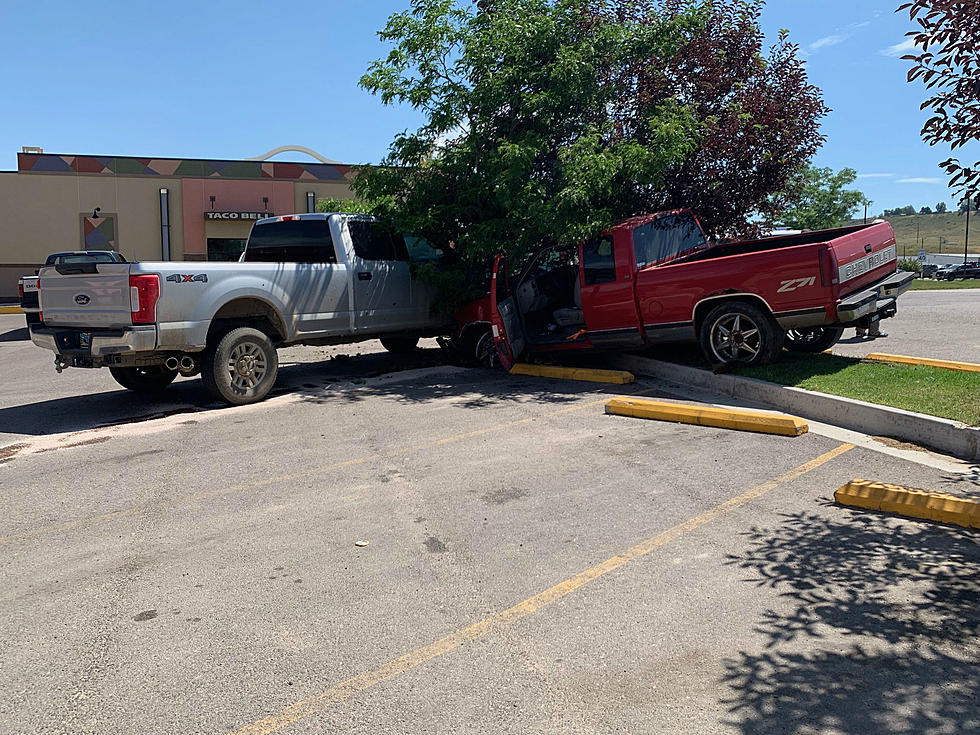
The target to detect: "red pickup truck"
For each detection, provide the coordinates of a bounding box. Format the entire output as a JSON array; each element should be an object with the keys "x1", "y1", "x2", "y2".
[{"x1": 453, "y1": 210, "x2": 913, "y2": 368}]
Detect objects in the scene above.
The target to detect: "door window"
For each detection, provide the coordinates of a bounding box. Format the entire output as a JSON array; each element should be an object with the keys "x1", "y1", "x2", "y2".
[
  {"x1": 583, "y1": 236, "x2": 616, "y2": 284},
  {"x1": 349, "y1": 221, "x2": 409, "y2": 261},
  {"x1": 404, "y1": 235, "x2": 444, "y2": 262}
]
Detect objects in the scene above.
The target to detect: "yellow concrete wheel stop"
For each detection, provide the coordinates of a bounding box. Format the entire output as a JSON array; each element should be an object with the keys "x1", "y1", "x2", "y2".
[
  {"x1": 834, "y1": 479, "x2": 980, "y2": 529},
  {"x1": 510, "y1": 364, "x2": 634, "y2": 384},
  {"x1": 605, "y1": 397, "x2": 808, "y2": 437}
]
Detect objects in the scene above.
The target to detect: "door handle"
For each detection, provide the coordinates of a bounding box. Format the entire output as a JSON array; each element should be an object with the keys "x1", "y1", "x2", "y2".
[{"x1": 358, "y1": 271, "x2": 372, "y2": 281}]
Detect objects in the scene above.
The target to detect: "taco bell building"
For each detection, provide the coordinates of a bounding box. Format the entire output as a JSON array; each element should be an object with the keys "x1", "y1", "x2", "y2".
[{"x1": 0, "y1": 146, "x2": 357, "y2": 299}]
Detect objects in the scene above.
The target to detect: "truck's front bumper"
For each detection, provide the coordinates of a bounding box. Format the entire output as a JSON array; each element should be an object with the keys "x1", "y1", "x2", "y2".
[
  {"x1": 30, "y1": 325, "x2": 157, "y2": 363},
  {"x1": 836, "y1": 271, "x2": 915, "y2": 324}
]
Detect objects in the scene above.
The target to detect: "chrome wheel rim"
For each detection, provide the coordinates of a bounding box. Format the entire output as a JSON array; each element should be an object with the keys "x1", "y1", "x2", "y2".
[
  {"x1": 475, "y1": 332, "x2": 498, "y2": 368},
  {"x1": 709, "y1": 313, "x2": 761, "y2": 362},
  {"x1": 227, "y1": 341, "x2": 267, "y2": 391}
]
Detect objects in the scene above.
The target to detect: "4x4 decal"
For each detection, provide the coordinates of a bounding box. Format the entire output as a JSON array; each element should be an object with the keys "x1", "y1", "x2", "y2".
[{"x1": 166, "y1": 273, "x2": 208, "y2": 283}]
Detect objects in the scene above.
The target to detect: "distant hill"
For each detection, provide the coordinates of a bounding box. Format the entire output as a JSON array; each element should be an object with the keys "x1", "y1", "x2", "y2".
[{"x1": 845, "y1": 212, "x2": 979, "y2": 256}]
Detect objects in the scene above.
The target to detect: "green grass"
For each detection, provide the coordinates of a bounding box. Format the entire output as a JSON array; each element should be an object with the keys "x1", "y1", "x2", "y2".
[
  {"x1": 846, "y1": 212, "x2": 979, "y2": 257},
  {"x1": 735, "y1": 352, "x2": 980, "y2": 426},
  {"x1": 909, "y1": 278, "x2": 980, "y2": 290}
]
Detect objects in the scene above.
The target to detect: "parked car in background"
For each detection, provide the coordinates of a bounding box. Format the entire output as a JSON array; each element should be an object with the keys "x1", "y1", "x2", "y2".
[
  {"x1": 919, "y1": 263, "x2": 939, "y2": 279},
  {"x1": 937, "y1": 263, "x2": 980, "y2": 280},
  {"x1": 454, "y1": 211, "x2": 911, "y2": 368},
  {"x1": 18, "y1": 251, "x2": 127, "y2": 327}
]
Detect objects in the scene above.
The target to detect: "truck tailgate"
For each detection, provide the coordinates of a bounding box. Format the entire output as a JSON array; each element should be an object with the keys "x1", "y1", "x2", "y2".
[
  {"x1": 832, "y1": 222, "x2": 897, "y2": 296},
  {"x1": 39, "y1": 263, "x2": 135, "y2": 327}
]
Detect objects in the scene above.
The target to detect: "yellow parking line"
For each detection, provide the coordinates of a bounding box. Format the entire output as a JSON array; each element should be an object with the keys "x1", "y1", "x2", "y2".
[
  {"x1": 863, "y1": 352, "x2": 980, "y2": 373},
  {"x1": 606, "y1": 397, "x2": 808, "y2": 437},
  {"x1": 835, "y1": 479, "x2": 980, "y2": 528},
  {"x1": 227, "y1": 442, "x2": 854, "y2": 735},
  {"x1": 0, "y1": 305, "x2": 24, "y2": 314}
]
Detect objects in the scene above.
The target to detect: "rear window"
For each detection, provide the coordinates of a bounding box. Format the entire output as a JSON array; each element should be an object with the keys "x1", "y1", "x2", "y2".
[
  {"x1": 243, "y1": 220, "x2": 337, "y2": 263},
  {"x1": 633, "y1": 213, "x2": 706, "y2": 268},
  {"x1": 46, "y1": 253, "x2": 122, "y2": 265}
]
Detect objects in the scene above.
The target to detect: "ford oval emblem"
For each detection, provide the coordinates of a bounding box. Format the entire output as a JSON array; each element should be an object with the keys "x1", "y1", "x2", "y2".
[{"x1": 75, "y1": 294, "x2": 91, "y2": 305}]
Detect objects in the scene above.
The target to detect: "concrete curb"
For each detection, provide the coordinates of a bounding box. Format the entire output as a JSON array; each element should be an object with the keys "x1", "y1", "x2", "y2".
[
  {"x1": 835, "y1": 479, "x2": 980, "y2": 529},
  {"x1": 864, "y1": 352, "x2": 980, "y2": 373},
  {"x1": 608, "y1": 353, "x2": 980, "y2": 462},
  {"x1": 0, "y1": 306, "x2": 23, "y2": 315},
  {"x1": 511, "y1": 363, "x2": 635, "y2": 384},
  {"x1": 606, "y1": 397, "x2": 808, "y2": 437}
]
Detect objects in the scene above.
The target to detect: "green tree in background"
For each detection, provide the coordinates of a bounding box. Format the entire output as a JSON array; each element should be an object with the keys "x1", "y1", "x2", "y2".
[
  {"x1": 779, "y1": 166, "x2": 868, "y2": 230},
  {"x1": 936, "y1": 201, "x2": 948, "y2": 213},
  {"x1": 353, "y1": 0, "x2": 827, "y2": 308}
]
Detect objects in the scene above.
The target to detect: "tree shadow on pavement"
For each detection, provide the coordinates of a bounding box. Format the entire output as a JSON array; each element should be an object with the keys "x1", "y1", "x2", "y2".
[{"x1": 721, "y1": 506, "x2": 979, "y2": 735}]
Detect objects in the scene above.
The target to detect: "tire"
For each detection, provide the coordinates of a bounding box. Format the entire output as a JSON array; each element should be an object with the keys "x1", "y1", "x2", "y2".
[
  {"x1": 784, "y1": 326, "x2": 845, "y2": 353},
  {"x1": 201, "y1": 327, "x2": 279, "y2": 405},
  {"x1": 698, "y1": 300, "x2": 783, "y2": 367},
  {"x1": 379, "y1": 336, "x2": 419, "y2": 354},
  {"x1": 472, "y1": 328, "x2": 499, "y2": 368},
  {"x1": 109, "y1": 366, "x2": 177, "y2": 393}
]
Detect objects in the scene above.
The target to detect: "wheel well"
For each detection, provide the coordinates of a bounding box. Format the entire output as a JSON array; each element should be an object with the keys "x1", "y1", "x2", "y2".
[
  {"x1": 457, "y1": 320, "x2": 491, "y2": 346},
  {"x1": 207, "y1": 298, "x2": 287, "y2": 344},
  {"x1": 693, "y1": 294, "x2": 774, "y2": 334}
]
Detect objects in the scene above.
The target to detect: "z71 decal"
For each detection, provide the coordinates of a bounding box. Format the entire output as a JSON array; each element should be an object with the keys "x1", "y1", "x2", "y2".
[
  {"x1": 777, "y1": 276, "x2": 816, "y2": 293},
  {"x1": 166, "y1": 273, "x2": 208, "y2": 283}
]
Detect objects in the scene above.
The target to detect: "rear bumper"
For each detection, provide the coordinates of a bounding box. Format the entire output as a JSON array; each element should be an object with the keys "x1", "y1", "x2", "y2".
[
  {"x1": 836, "y1": 270, "x2": 914, "y2": 323},
  {"x1": 30, "y1": 325, "x2": 157, "y2": 360}
]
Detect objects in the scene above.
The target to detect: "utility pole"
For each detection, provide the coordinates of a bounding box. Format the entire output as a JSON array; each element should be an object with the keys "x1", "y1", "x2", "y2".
[{"x1": 966, "y1": 197, "x2": 972, "y2": 264}]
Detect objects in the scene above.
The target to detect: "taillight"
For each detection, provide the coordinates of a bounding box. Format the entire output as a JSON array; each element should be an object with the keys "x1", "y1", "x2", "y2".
[
  {"x1": 818, "y1": 248, "x2": 839, "y2": 287},
  {"x1": 130, "y1": 274, "x2": 160, "y2": 324},
  {"x1": 17, "y1": 283, "x2": 23, "y2": 299}
]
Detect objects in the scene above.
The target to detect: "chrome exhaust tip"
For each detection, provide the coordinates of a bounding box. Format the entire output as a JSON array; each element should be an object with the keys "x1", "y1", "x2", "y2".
[
  {"x1": 164, "y1": 356, "x2": 180, "y2": 371},
  {"x1": 178, "y1": 356, "x2": 196, "y2": 375}
]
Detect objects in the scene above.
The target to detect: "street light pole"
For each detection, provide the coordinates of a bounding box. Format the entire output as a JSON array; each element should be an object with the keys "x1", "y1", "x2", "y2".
[{"x1": 965, "y1": 198, "x2": 972, "y2": 264}]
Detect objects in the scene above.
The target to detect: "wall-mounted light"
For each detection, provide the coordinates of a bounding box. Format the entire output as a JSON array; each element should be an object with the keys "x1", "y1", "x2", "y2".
[
  {"x1": 209, "y1": 195, "x2": 216, "y2": 210},
  {"x1": 306, "y1": 191, "x2": 315, "y2": 213},
  {"x1": 262, "y1": 196, "x2": 269, "y2": 212},
  {"x1": 92, "y1": 207, "x2": 101, "y2": 219}
]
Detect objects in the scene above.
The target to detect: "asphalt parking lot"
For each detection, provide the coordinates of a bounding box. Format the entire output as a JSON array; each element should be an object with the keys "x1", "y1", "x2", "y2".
[
  {"x1": 0, "y1": 313, "x2": 977, "y2": 735},
  {"x1": 829, "y1": 288, "x2": 980, "y2": 362}
]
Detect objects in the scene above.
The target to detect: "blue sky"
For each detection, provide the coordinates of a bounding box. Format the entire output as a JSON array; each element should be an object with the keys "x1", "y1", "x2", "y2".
[{"x1": 1, "y1": 0, "x2": 974, "y2": 214}]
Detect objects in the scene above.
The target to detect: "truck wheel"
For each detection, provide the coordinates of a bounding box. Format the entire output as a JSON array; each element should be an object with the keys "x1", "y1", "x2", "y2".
[
  {"x1": 699, "y1": 301, "x2": 783, "y2": 366},
  {"x1": 201, "y1": 327, "x2": 279, "y2": 405},
  {"x1": 380, "y1": 336, "x2": 419, "y2": 354},
  {"x1": 784, "y1": 326, "x2": 844, "y2": 353},
  {"x1": 473, "y1": 328, "x2": 499, "y2": 368},
  {"x1": 109, "y1": 366, "x2": 177, "y2": 393}
]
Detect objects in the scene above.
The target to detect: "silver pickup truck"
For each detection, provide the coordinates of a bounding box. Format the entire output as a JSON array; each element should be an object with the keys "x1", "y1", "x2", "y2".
[{"x1": 31, "y1": 213, "x2": 451, "y2": 404}]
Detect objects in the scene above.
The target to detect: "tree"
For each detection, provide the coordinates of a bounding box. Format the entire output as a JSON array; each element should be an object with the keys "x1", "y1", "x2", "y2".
[
  {"x1": 899, "y1": 1, "x2": 980, "y2": 198},
  {"x1": 936, "y1": 201, "x2": 948, "y2": 213},
  {"x1": 920, "y1": 205, "x2": 932, "y2": 214},
  {"x1": 355, "y1": 0, "x2": 828, "y2": 307},
  {"x1": 778, "y1": 167, "x2": 868, "y2": 230}
]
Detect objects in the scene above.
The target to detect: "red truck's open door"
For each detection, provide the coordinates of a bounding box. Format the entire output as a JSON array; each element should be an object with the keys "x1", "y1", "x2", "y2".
[{"x1": 488, "y1": 255, "x2": 525, "y2": 369}]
